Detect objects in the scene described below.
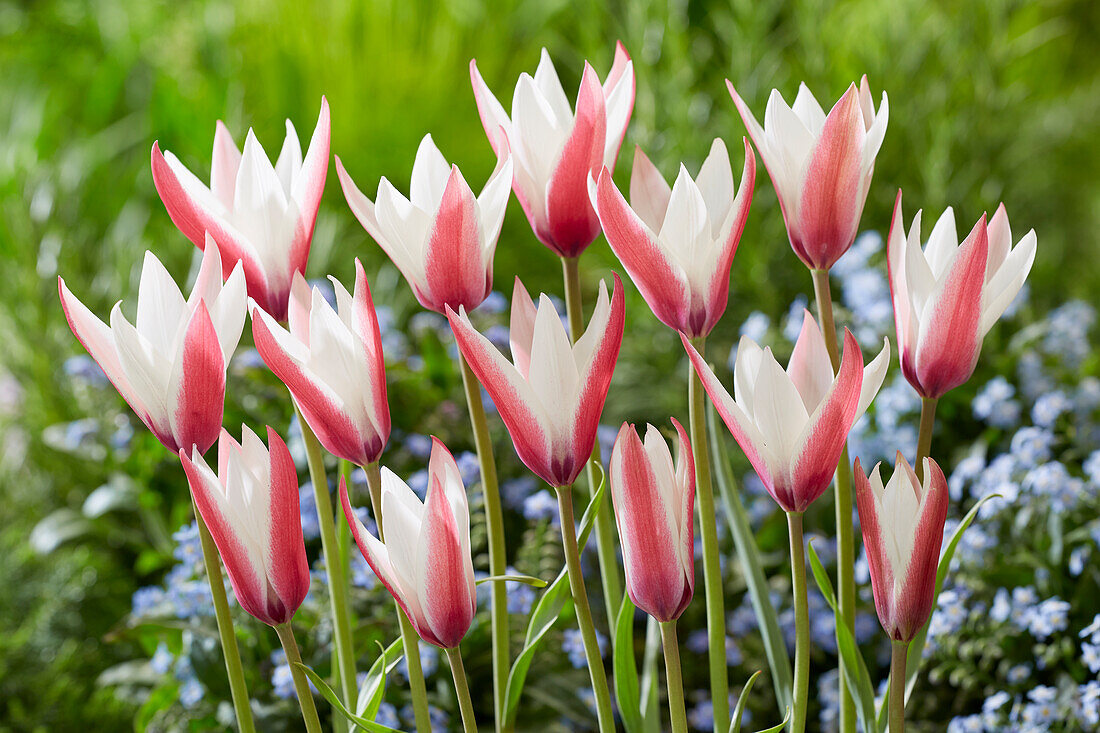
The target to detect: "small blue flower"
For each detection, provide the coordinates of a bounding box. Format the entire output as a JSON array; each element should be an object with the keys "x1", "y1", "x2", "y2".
[
  {"x1": 132, "y1": 586, "x2": 166, "y2": 617},
  {"x1": 375, "y1": 701, "x2": 400, "y2": 728},
  {"x1": 478, "y1": 291, "x2": 508, "y2": 315},
  {"x1": 405, "y1": 434, "x2": 433, "y2": 459},
  {"x1": 946, "y1": 714, "x2": 983, "y2": 732},
  {"x1": 150, "y1": 643, "x2": 174, "y2": 675},
  {"x1": 179, "y1": 677, "x2": 205, "y2": 708},
  {"x1": 521, "y1": 491, "x2": 559, "y2": 525},
  {"x1": 1010, "y1": 427, "x2": 1055, "y2": 467},
  {"x1": 455, "y1": 451, "x2": 480, "y2": 487},
  {"x1": 1032, "y1": 390, "x2": 1071, "y2": 427},
  {"x1": 562, "y1": 628, "x2": 607, "y2": 668},
  {"x1": 1079, "y1": 680, "x2": 1100, "y2": 726},
  {"x1": 1082, "y1": 642, "x2": 1100, "y2": 674},
  {"x1": 739, "y1": 311, "x2": 770, "y2": 342},
  {"x1": 500, "y1": 476, "x2": 538, "y2": 510},
  {"x1": 972, "y1": 376, "x2": 1020, "y2": 429},
  {"x1": 1006, "y1": 663, "x2": 1031, "y2": 685}
]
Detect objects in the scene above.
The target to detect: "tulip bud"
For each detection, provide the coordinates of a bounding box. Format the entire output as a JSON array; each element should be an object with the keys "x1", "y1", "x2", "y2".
[
  {"x1": 251, "y1": 259, "x2": 390, "y2": 466},
  {"x1": 180, "y1": 426, "x2": 310, "y2": 626},
  {"x1": 341, "y1": 438, "x2": 476, "y2": 649},
  {"x1": 471, "y1": 43, "x2": 635, "y2": 258},
  {"x1": 59, "y1": 238, "x2": 246, "y2": 454},
  {"x1": 610, "y1": 420, "x2": 695, "y2": 622},
  {"x1": 336, "y1": 134, "x2": 513, "y2": 314},
  {"x1": 888, "y1": 191, "x2": 1037, "y2": 399},
  {"x1": 592, "y1": 138, "x2": 756, "y2": 338},
  {"x1": 728, "y1": 77, "x2": 888, "y2": 270},
  {"x1": 151, "y1": 98, "x2": 330, "y2": 321},
  {"x1": 683, "y1": 311, "x2": 889, "y2": 512},
  {"x1": 853, "y1": 453, "x2": 949, "y2": 642},
  {"x1": 447, "y1": 274, "x2": 625, "y2": 488}
]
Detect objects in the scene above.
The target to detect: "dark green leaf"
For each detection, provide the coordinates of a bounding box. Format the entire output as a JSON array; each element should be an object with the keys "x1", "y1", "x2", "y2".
[
  {"x1": 476, "y1": 574, "x2": 548, "y2": 588},
  {"x1": 355, "y1": 639, "x2": 403, "y2": 720},
  {"x1": 295, "y1": 663, "x2": 401, "y2": 732},
  {"x1": 729, "y1": 670, "x2": 762, "y2": 733},
  {"x1": 613, "y1": 594, "x2": 643, "y2": 733}
]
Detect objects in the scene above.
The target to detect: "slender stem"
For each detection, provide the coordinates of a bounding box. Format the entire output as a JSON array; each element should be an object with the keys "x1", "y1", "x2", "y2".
[
  {"x1": 555, "y1": 485, "x2": 616, "y2": 733},
  {"x1": 274, "y1": 623, "x2": 323, "y2": 733},
  {"x1": 333, "y1": 460, "x2": 355, "y2": 733},
  {"x1": 561, "y1": 255, "x2": 622, "y2": 622},
  {"x1": 446, "y1": 646, "x2": 478, "y2": 733},
  {"x1": 687, "y1": 336, "x2": 730, "y2": 733},
  {"x1": 363, "y1": 461, "x2": 433, "y2": 733},
  {"x1": 811, "y1": 267, "x2": 856, "y2": 733},
  {"x1": 295, "y1": 407, "x2": 358, "y2": 714},
  {"x1": 193, "y1": 503, "x2": 256, "y2": 733},
  {"x1": 915, "y1": 397, "x2": 938, "y2": 483},
  {"x1": 659, "y1": 621, "x2": 689, "y2": 733},
  {"x1": 457, "y1": 351, "x2": 509, "y2": 732},
  {"x1": 786, "y1": 512, "x2": 810, "y2": 733},
  {"x1": 889, "y1": 641, "x2": 908, "y2": 733}
]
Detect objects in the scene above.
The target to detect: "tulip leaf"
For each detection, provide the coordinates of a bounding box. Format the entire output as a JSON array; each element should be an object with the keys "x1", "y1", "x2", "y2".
[
  {"x1": 638, "y1": 616, "x2": 661, "y2": 733},
  {"x1": 709, "y1": 406, "x2": 793, "y2": 709},
  {"x1": 753, "y1": 706, "x2": 791, "y2": 733},
  {"x1": 872, "y1": 492, "x2": 1001, "y2": 732},
  {"x1": 807, "y1": 542, "x2": 878, "y2": 733},
  {"x1": 294, "y1": 663, "x2": 401, "y2": 732},
  {"x1": 613, "y1": 594, "x2": 644, "y2": 733},
  {"x1": 502, "y1": 463, "x2": 607, "y2": 728},
  {"x1": 729, "y1": 670, "x2": 762, "y2": 733},
  {"x1": 476, "y1": 574, "x2": 548, "y2": 588},
  {"x1": 355, "y1": 639, "x2": 403, "y2": 720}
]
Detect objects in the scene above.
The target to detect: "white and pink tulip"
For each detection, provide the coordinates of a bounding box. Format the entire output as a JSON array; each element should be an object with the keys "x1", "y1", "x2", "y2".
[
  {"x1": 250, "y1": 259, "x2": 390, "y2": 467},
  {"x1": 151, "y1": 98, "x2": 330, "y2": 320},
  {"x1": 335, "y1": 134, "x2": 513, "y2": 314},
  {"x1": 728, "y1": 78, "x2": 888, "y2": 271},
  {"x1": 683, "y1": 311, "x2": 889, "y2": 513},
  {"x1": 180, "y1": 425, "x2": 311, "y2": 626},
  {"x1": 447, "y1": 275, "x2": 625, "y2": 488},
  {"x1": 470, "y1": 44, "x2": 635, "y2": 258},
  {"x1": 887, "y1": 192, "x2": 1036, "y2": 399},
  {"x1": 340, "y1": 438, "x2": 476, "y2": 649},
  {"x1": 58, "y1": 237, "x2": 246, "y2": 454},
  {"x1": 592, "y1": 138, "x2": 756, "y2": 338}
]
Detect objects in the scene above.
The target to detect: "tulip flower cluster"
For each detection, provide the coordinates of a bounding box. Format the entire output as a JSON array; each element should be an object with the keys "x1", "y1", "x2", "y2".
[{"x1": 56, "y1": 39, "x2": 1037, "y2": 733}]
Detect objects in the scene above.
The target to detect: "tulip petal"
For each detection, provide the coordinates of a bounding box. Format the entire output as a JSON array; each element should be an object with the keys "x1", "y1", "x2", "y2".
[
  {"x1": 786, "y1": 310, "x2": 834, "y2": 413},
  {"x1": 422, "y1": 166, "x2": 485, "y2": 311},
  {"x1": 410, "y1": 134, "x2": 452, "y2": 210},
  {"x1": 896, "y1": 459, "x2": 949, "y2": 639},
  {"x1": 136, "y1": 251, "x2": 187, "y2": 356},
  {"x1": 508, "y1": 277, "x2": 538, "y2": 378},
  {"x1": 628, "y1": 147, "x2": 672, "y2": 232},
  {"x1": 853, "y1": 459, "x2": 896, "y2": 636},
  {"x1": 469, "y1": 60, "x2": 514, "y2": 160},
  {"x1": 167, "y1": 301, "x2": 226, "y2": 454},
  {"x1": 602, "y1": 41, "x2": 635, "y2": 169},
  {"x1": 448, "y1": 305, "x2": 555, "y2": 484},
  {"x1": 263, "y1": 427, "x2": 310, "y2": 619},
  {"x1": 211, "y1": 121, "x2": 241, "y2": 208}
]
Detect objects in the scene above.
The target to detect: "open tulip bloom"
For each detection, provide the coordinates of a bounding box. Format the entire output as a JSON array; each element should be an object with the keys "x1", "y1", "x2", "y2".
[
  {"x1": 683, "y1": 311, "x2": 889, "y2": 513},
  {"x1": 447, "y1": 274, "x2": 625, "y2": 489},
  {"x1": 340, "y1": 438, "x2": 476, "y2": 649},
  {"x1": 610, "y1": 420, "x2": 695, "y2": 622},
  {"x1": 888, "y1": 192, "x2": 1037, "y2": 399},
  {"x1": 336, "y1": 134, "x2": 513, "y2": 313},
  {"x1": 591, "y1": 138, "x2": 756, "y2": 338},
  {"x1": 151, "y1": 98, "x2": 330, "y2": 320},
  {"x1": 854, "y1": 453, "x2": 949, "y2": 642},
  {"x1": 728, "y1": 77, "x2": 887, "y2": 271},
  {"x1": 251, "y1": 259, "x2": 390, "y2": 466},
  {"x1": 59, "y1": 237, "x2": 246, "y2": 454},
  {"x1": 180, "y1": 425, "x2": 310, "y2": 627},
  {"x1": 470, "y1": 44, "x2": 634, "y2": 258}
]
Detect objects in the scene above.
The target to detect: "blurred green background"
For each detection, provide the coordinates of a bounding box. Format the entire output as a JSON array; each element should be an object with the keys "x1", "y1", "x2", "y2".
[{"x1": 2, "y1": 0, "x2": 1097, "y2": 728}]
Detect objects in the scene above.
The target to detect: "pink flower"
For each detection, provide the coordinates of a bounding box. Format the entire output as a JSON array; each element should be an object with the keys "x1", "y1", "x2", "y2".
[
  {"x1": 471, "y1": 44, "x2": 635, "y2": 258},
  {"x1": 251, "y1": 259, "x2": 390, "y2": 466},
  {"x1": 447, "y1": 275, "x2": 625, "y2": 488},
  {"x1": 683, "y1": 312, "x2": 889, "y2": 513},
  {"x1": 58, "y1": 237, "x2": 246, "y2": 454},
  {"x1": 151, "y1": 98, "x2": 330, "y2": 320},
  {"x1": 853, "y1": 453, "x2": 949, "y2": 642},
  {"x1": 610, "y1": 420, "x2": 695, "y2": 622},
  {"x1": 336, "y1": 134, "x2": 513, "y2": 313},
  {"x1": 340, "y1": 438, "x2": 476, "y2": 649},
  {"x1": 180, "y1": 425, "x2": 310, "y2": 626},
  {"x1": 728, "y1": 78, "x2": 888, "y2": 270},
  {"x1": 591, "y1": 138, "x2": 756, "y2": 337},
  {"x1": 888, "y1": 192, "x2": 1036, "y2": 399}
]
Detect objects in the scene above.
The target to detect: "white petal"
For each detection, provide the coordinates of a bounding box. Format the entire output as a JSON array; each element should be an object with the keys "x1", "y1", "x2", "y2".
[
  {"x1": 695, "y1": 138, "x2": 734, "y2": 236},
  {"x1": 136, "y1": 251, "x2": 187, "y2": 357},
  {"x1": 274, "y1": 120, "x2": 303, "y2": 197},
  {"x1": 751, "y1": 351, "x2": 809, "y2": 464},
  {"x1": 410, "y1": 134, "x2": 452, "y2": 211},
  {"x1": 526, "y1": 295, "x2": 580, "y2": 431}
]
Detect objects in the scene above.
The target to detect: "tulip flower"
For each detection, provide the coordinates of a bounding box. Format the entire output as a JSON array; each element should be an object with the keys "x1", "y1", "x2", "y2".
[
  {"x1": 683, "y1": 311, "x2": 889, "y2": 513},
  {"x1": 151, "y1": 98, "x2": 331, "y2": 320},
  {"x1": 470, "y1": 43, "x2": 635, "y2": 258},
  {"x1": 853, "y1": 453, "x2": 949, "y2": 642},
  {"x1": 609, "y1": 420, "x2": 695, "y2": 622},
  {"x1": 251, "y1": 259, "x2": 390, "y2": 466},
  {"x1": 335, "y1": 134, "x2": 513, "y2": 314},
  {"x1": 58, "y1": 237, "x2": 246, "y2": 454},
  {"x1": 179, "y1": 425, "x2": 311, "y2": 626},
  {"x1": 728, "y1": 78, "x2": 888, "y2": 271},
  {"x1": 887, "y1": 192, "x2": 1036, "y2": 399},
  {"x1": 340, "y1": 438, "x2": 476, "y2": 649},
  {"x1": 591, "y1": 138, "x2": 756, "y2": 338},
  {"x1": 447, "y1": 275, "x2": 625, "y2": 488}
]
